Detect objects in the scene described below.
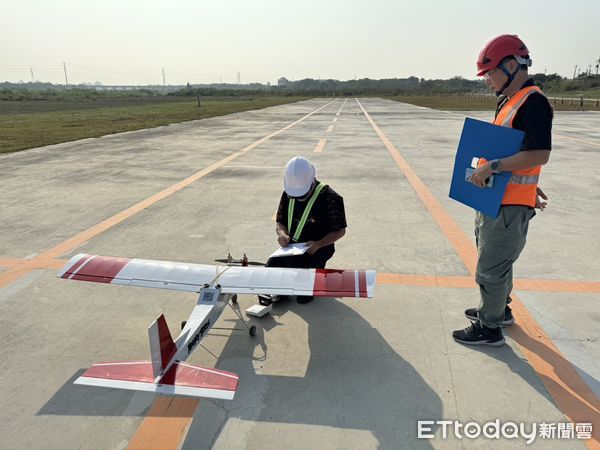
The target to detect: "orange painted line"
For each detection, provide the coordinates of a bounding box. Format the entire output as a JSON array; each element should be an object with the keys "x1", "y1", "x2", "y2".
[
  {"x1": 3, "y1": 255, "x2": 599, "y2": 294},
  {"x1": 127, "y1": 397, "x2": 199, "y2": 450},
  {"x1": 314, "y1": 138, "x2": 327, "y2": 153},
  {"x1": 0, "y1": 100, "x2": 335, "y2": 290},
  {"x1": 360, "y1": 99, "x2": 600, "y2": 448},
  {"x1": 356, "y1": 99, "x2": 478, "y2": 274},
  {"x1": 0, "y1": 258, "x2": 66, "y2": 269},
  {"x1": 377, "y1": 273, "x2": 600, "y2": 293},
  {"x1": 509, "y1": 295, "x2": 600, "y2": 447},
  {"x1": 377, "y1": 273, "x2": 477, "y2": 288},
  {"x1": 326, "y1": 125, "x2": 334, "y2": 133},
  {"x1": 514, "y1": 278, "x2": 600, "y2": 293}
]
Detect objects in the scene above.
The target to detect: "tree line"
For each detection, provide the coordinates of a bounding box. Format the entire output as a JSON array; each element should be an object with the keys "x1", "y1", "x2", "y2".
[{"x1": 1, "y1": 73, "x2": 598, "y2": 101}]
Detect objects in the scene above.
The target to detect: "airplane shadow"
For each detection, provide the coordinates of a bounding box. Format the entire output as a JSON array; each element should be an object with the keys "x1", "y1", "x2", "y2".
[
  {"x1": 184, "y1": 298, "x2": 442, "y2": 449},
  {"x1": 37, "y1": 370, "x2": 155, "y2": 417}
]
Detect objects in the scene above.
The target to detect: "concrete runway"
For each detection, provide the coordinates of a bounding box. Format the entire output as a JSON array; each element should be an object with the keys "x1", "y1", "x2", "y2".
[{"x1": 0, "y1": 98, "x2": 598, "y2": 449}]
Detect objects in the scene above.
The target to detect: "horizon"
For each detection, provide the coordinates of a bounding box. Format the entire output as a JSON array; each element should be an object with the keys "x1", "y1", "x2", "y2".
[{"x1": 1, "y1": 0, "x2": 598, "y2": 86}]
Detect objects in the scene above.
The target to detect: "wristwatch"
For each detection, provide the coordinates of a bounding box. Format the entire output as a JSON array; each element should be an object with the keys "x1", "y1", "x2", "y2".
[{"x1": 489, "y1": 159, "x2": 503, "y2": 173}]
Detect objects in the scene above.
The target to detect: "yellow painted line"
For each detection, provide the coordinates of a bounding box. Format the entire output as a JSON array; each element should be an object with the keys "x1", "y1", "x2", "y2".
[
  {"x1": 358, "y1": 98, "x2": 600, "y2": 448},
  {"x1": 314, "y1": 138, "x2": 327, "y2": 153},
  {"x1": 326, "y1": 125, "x2": 334, "y2": 133},
  {"x1": 0, "y1": 100, "x2": 335, "y2": 290},
  {"x1": 127, "y1": 397, "x2": 199, "y2": 450}
]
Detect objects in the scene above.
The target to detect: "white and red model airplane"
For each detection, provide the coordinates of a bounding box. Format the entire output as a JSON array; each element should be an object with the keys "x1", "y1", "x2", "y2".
[{"x1": 58, "y1": 253, "x2": 376, "y2": 400}]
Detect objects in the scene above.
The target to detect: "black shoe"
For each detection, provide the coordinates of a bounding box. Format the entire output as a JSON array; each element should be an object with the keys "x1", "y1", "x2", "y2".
[
  {"x1": 452, "y1": 321, "x2": 505, "y2": 346},
  {"x1": 297, "y1": 295, "x2": 314, "y2": 304},
  {"x1": 258, "y1": 294, "x2": 272, "y2": 306},
  {"x1": 464, "y1": 305, "x2": 514, "y2": 326}
]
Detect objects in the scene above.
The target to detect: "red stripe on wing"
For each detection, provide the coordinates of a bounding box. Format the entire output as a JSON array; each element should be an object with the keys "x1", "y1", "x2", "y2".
[
  {"x1": 313, "y1": 269, "x2": 359, "y2": 297},
  {"x1": 81, "y1": 361, "x2": 238, "y2": 392},
  {"x1": 70, "y1": 255, "x2": 130, "y2": 283},
  {"x1": 61, "y1": 254, "x2": 94, "y2": 279},
  {"x1": 358, "y1": 270, "x2": 368, "y2": 297}
]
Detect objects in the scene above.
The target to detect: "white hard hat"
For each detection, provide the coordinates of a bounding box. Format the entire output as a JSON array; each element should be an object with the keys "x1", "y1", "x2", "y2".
[{"x1": 284, "y1": 156, "x2": 315, "y2": 197}]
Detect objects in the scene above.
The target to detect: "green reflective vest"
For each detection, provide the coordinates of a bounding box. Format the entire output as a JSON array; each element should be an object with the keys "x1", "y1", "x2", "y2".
[{"x1": 287, "y1": 182, "x2": 327, "y2": 242}]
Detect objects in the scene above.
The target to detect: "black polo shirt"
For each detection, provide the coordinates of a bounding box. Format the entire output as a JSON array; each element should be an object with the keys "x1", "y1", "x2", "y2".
[
  {"x1": 276, "y1": 180, "x2": 347, "y2": 245},
  {"x1": 495, "y1": 79, "x2": 553, "y2": 151}
]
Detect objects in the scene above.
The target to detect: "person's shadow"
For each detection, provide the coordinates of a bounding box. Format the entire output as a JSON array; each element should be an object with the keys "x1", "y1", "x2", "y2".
[{"x1": 183, "y1": 297, "x2": 442, "y2": 449}]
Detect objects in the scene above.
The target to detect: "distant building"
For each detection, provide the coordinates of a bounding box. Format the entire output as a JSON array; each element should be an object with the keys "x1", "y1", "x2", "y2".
[{"x1": 277, "y1": 77, "x2": 289, "y2": 87}]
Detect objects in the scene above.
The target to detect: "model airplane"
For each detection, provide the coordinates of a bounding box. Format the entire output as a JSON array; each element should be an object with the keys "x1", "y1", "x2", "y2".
[{"x1": 58, "y1": 253, "x2": 376, "y2": 400}]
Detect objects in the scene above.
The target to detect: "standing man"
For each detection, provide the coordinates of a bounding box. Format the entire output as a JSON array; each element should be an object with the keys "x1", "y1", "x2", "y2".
[
  {"x1": 260, "y1": 156, "x2": 346, "y2": 305},
  {"x1": 453, "y1": 35, "x2": 553, "y2": 346}
]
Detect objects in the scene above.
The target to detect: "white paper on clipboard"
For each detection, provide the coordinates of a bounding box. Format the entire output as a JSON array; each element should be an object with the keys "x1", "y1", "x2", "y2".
[{"x1": 269, "y1": 242, "x2": 309, "y2": 258}]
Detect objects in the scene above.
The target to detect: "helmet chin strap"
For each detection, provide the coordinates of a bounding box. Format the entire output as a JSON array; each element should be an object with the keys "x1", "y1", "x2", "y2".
[{"x1": 495, "y1": 63, "x2": 520, "y2": 96}]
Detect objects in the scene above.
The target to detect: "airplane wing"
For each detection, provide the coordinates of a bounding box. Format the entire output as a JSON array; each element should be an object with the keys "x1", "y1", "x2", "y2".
[{"x1": 58, "y1": 254, "x2": 376, "y2": 298}]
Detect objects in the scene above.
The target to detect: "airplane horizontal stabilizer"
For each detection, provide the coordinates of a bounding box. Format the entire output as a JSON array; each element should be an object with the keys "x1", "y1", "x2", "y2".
[{"x1": 74, "y1": 361, "x2": 239, "y2": 400}]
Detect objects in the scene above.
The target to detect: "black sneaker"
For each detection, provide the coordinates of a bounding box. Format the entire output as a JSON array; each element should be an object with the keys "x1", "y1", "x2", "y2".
[
  {"x1": 297, "y1": 295, "x2": 314, "y2": 304},
  {"x1": 464, "y1": 305, "x2": 514, "y2": 326},
  {"x1": 258, "y1": 294, "x2": 272, "y2": 306},
  {"x1": 452, "y1": 321, "x2": 505, "y2": 346}
]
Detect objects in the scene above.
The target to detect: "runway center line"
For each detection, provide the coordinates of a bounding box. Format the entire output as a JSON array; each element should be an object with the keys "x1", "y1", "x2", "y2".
[{"x1": 314, "y1": 138, "x2": 327, "y2": 153}]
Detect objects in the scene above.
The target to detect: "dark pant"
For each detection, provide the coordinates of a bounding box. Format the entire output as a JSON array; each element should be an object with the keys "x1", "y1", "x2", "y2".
[{"x1": 475, "y1": 206, "x2": 535, "y2": 328}]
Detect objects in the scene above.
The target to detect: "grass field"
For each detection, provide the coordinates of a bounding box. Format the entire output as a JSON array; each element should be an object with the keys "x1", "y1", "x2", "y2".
[
  {"x1": 0, "y1": 96, "x2": 308, "y2": 154},
  {"x1": 2, "y1": 93, "x2": 598, "y2": 154}
]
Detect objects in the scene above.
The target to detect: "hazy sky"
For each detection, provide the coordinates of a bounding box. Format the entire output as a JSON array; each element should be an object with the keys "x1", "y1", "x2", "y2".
[{"x1": 2, "y1": 0, "x2": 599, "y2": 85}]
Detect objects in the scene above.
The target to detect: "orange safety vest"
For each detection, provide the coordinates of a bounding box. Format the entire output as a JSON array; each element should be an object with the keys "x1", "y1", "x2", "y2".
[{"x1": 481, "y1": 85, "x2": 545, "y2": 207}]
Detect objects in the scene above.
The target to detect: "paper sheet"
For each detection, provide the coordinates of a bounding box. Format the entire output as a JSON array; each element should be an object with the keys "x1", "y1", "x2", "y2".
[{"x1": 269, "y1": 242, "x2": 309, "y2": 258}]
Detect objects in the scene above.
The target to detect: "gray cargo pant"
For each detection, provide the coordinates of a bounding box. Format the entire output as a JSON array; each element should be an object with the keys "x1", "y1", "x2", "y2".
[{"x1": 475, "y1": 205, "x2": 535, "y2": 328}]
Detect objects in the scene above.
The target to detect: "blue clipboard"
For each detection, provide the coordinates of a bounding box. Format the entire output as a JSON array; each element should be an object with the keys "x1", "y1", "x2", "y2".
[{"x1": 449, "y1": 118, "x2": 524, "y2": 218}]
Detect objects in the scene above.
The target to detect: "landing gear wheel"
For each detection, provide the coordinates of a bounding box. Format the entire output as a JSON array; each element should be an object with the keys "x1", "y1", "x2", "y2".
[
  {"x1": 249, "y1": 325, "x2": 256, "y2": 337},
  {"x1": 181, "y1": 320, "x2": 187, "y2": 330},
  {"x1": 231, "y1": 294, "x2": 238, "y2": 305}
]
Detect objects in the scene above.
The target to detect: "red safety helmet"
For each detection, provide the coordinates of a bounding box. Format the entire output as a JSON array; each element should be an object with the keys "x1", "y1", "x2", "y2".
[{"x1": 476, "y1": 34, "x2": 531, "y2": 76}]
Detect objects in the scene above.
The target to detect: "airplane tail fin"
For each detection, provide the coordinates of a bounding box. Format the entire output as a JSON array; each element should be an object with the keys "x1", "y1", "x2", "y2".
[{"x1": 148, "y1": 314, "x2": 177, "y2": 379}]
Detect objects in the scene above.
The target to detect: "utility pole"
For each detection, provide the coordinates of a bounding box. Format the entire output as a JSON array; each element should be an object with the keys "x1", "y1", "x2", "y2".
[
  {"x1": 162, "y1": 68, "x2": 166, "y2": 86},
  {"x1": 237, "y1": 71, "x2": 240, "y2": 84},
  {"x1": 63, "y1": 62, "x2": 69, "y2": 86},
  {"x1": 595, "y1": 57, "x2": 600, "y2": 75},
  {"x1": 588, "y1": 65, "x2": 592, "y2": 75},
  {"x1": 573, "y1": 64, "x2": 578, "y2": 79},
  {"x1": 30, "y1": 68, "x2": 34, "y2": 82}
]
